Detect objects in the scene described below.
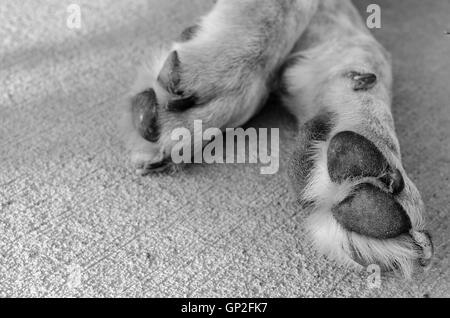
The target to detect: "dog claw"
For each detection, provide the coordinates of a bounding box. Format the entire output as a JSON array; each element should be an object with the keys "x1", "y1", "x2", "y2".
[{"x1": 380, "y1": 168, "x2": 405, "y2": 195}]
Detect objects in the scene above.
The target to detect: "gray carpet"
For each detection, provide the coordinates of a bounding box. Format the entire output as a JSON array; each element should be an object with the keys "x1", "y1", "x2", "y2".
[{"x1": 0, "y1": 0, "x2": 449, "y2": 297}]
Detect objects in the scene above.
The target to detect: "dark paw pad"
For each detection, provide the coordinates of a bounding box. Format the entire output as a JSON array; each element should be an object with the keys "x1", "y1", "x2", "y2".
[
  {"x1": 131, "y1": 89, "x2": 160, "y2": 143},
  {"x1": 158, "y1": 51, "x2": 182, "y2": 95},
  {"x1": 328, "y1": 131, "x2": 404, "y2": 194},
  {"x1": 332, "y1": 183, "x2": 411, "y2": 239}
]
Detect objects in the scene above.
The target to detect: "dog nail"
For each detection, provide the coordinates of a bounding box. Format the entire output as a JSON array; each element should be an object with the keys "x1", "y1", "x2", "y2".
[
  {"x1": 131, "y1": 89, "x2": 160, "y2": 142},
  {"x1": 380, "y1": 168, "x2": 405, "y2": 195},
  {"x1": 157, "y1": 51, "x2": 182, "y2": 95}
]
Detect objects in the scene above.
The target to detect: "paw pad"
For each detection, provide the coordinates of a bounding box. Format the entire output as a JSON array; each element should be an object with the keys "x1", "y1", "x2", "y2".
[
  {"x1": 327, "y1": 132, "x2": 411, "y2": 239},
  {"x1": 328, "y1": 131, "x2": 404, "y2": 194},
  {"x1": 349, "y1": 72, "x2": 377, "y2": 91},
  {"x1": 131, "y1": 89, "x2": 160, "y2": 142},
  {"x1": 332, "y1": 183, "x2": 411, "y2": 239}
]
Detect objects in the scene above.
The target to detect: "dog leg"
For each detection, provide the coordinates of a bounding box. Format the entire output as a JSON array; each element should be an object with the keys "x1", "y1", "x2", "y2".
[
  {"x1": 120, "y1": 0, "x2": 319, "y2": 174},
  {"x1": 282, "y1": 0, "x2": 433, "y2": 277}
]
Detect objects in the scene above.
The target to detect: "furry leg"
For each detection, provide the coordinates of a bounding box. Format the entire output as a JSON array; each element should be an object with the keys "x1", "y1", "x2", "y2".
[
  {"x1": 120, "y1": 0, "x2": 319, "y2": 174},
  {"x1": 282, "y1": 0, "x2": 433, "y2": 277}
]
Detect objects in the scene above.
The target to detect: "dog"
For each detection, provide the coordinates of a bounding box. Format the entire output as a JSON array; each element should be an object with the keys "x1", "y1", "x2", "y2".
[{"x1": 119, "y1": 0, "x2": 433, "y2": 278}]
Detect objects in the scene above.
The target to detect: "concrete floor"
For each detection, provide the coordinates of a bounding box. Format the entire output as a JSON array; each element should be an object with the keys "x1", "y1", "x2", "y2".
[{"x1": 0, "y1": 0, "x2": 449, "y2": 297}]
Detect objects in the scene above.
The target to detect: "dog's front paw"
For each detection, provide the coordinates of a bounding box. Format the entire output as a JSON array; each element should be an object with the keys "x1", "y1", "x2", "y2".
[
  {"x1": 119, "y1": 0, "x2": 319, "y2": 175},
  {"x1": 289, "y1": 114, "x2": 434, "y2": 277},
  {"x1": 120, "y1": 44, "x2": 265, "y2": 175}
]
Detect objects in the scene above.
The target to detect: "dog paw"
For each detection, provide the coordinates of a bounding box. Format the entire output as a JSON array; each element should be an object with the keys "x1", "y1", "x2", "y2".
[
  {"x1": 120, "y1": 43, "x2": 264, "y2": 175},
  {"x1": 289, "y1": 114, "x2": 434, "y2": 277},
  {"x1": 120, "y1": 0, "x2": 315, "y2": 175}
]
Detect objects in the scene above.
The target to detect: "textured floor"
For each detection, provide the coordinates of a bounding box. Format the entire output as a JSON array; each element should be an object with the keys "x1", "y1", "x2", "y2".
[{"x1": 0, "y1": 0, "x2": 449, "y2": 297}]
